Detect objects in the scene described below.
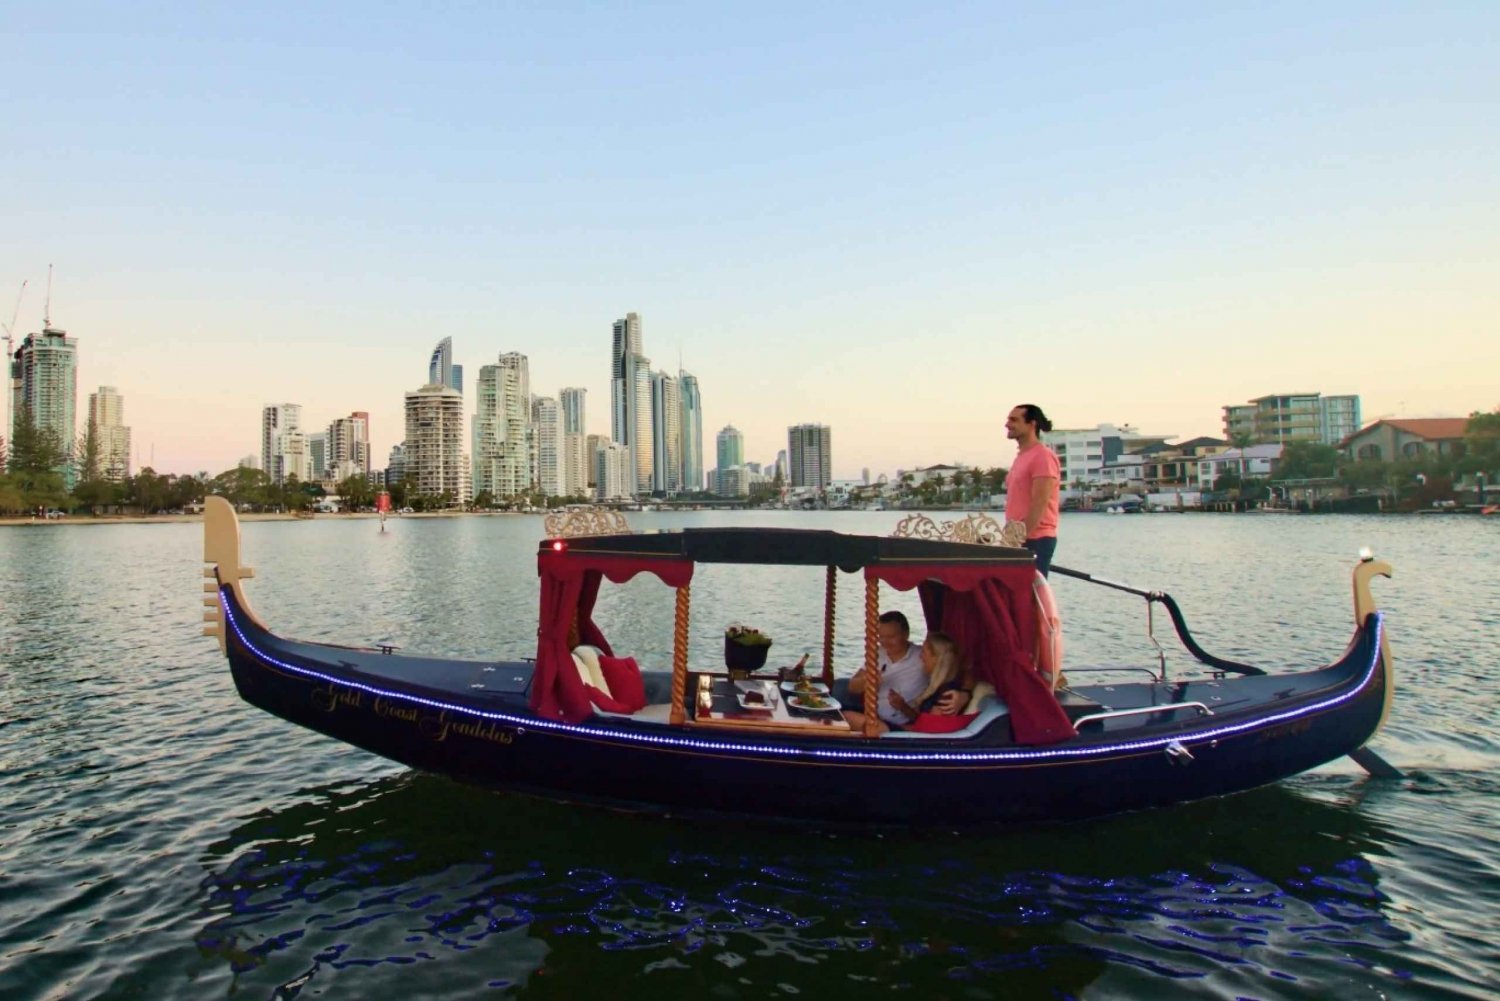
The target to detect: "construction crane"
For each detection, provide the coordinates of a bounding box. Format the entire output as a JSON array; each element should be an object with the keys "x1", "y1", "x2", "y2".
[
  {"x1": 1, "y1": 279, "x2": 24, "y2": 348},
  {"x1": 3, "y1": 279, "x2": 28, "y2": 455}
]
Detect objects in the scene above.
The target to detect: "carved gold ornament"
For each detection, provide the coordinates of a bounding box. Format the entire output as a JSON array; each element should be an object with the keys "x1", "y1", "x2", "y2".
[
  {"x1": 890, "y1": 512, "x2": 1027, "y2": 548},
  {"x1": 543, "y1": 506, "x2": 632, "y2": 539}
]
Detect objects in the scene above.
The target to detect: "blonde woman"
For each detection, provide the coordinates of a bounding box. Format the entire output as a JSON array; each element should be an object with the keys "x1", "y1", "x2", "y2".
[{"x1": 846, "y1": 631, "x2": 972, "y2": 735}]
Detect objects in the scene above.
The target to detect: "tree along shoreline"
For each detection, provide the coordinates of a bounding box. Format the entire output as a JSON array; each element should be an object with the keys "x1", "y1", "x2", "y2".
[{"x1": 3, "y1": 406, "x2": 1497, "y2": 517}]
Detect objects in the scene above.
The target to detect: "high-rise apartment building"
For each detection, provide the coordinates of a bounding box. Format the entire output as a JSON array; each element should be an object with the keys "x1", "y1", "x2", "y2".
[
  {"x1": 713, "y1": 425, "x2": 746, "y2": 497},
  {"x1": 386, "y1": 443, "x2": 407, "y2": 485},
  {"x1": 532, "y1": 395, "x2": 562, "y2": 497},
  {"x1": 86, "y1": 385, "x2": 131, "y2": 481},
  {"x1": 308, "y1": 431, "x2": 328, "y2": 481},
  {"x1": 628, "y1": 361, "x2": 652, "y2": 494},
  {"x1": 560, "y1": 387, "x2": 587, "y2": 436},
  {"x1": 716, "y1": 424, "x2": 744, "y2": 471},
  {"x1": 278, "y1": 430, "x2": 311, "y2": 483},
  {"x1": 650, "y1": 371, "x2": 681, "y2": 495},
  {"x1": 678, "y1": 370, "x2": 703, "y2": 494},
  {"x1": 610, "y1": 312, "x2": 642, "y2": 441},
  {"x1": 404, "y1": 384, "x2": 465, "y2": 502},
  {"x1": 1221, "y1": 393, "x2": 1362, "y2": 446},
  {"x1": 260, "y1": 403, "x2": 303, "y2": 485},
  {"x1": 9, "y1": 326, "x2": 78, "y2": 485},
  {"x1": 327, "y1": 412, "x2": 371, "y2": 481},
  {"x1": 609, "y1": 313, "x2": 653, "y2": 495},
  {"x1": 562, "y1": 432, "x2": 588, "y2": 498},
  {"x1": 428, "y1": 336, "x2": 464, "y2": 395},
  {"x1": 594, "y1": 441, "x2": 633, "y2": 501},
  {"x1": 473, "y1": 354, "x2": 532, "y2": 499},
  {"x1": 788, "y1": 423, "x2": 832, "y2": 490},
  {"x1": 585, "y1": 433, "x2": 609, "y2": 489}
]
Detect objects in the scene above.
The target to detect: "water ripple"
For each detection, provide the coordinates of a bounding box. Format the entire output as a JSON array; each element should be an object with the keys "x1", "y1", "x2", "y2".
[{"x1": 1, "y1": 514, "x2": 1497, "y2": 999}]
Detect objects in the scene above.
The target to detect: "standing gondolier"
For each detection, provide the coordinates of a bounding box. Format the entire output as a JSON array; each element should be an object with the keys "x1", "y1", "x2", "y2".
[{"x1": 1004, "y1": 404, "x2": 1061, "y2": 576}]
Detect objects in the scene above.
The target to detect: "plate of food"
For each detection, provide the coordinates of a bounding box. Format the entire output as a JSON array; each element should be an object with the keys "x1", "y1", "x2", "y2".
[
  {"x1": 780, "y1": 680, "x2": 829, "y2": 695},
  {"x1": 735, "y1": 690, "x2": 774, "y2": 709},
  {"x1": 788, "y1": 692, "x2": 839, "y2": 712}
]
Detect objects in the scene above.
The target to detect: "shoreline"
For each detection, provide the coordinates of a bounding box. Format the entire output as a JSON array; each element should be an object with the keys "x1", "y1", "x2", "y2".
[{"x1": 0, "y1": 510, "x2": 539, "y2": 527}]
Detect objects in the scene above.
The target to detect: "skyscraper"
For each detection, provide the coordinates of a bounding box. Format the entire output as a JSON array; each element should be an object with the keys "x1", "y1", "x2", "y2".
[
  {"x1": 386, "y1": 443, "x2": 407, "y2": 485},
  {"x1": 308, "y1": 431, "x2": 328, "y2": 482},
  {"x1": 716, "y1": 424, "x2": 744, "y2": 471},
  {"x1": 629, "y1": 359, "x2": 653, "y2": 493},
  {"x1": 327, "y1": 412, "x2": 371, "y2": 481},
  {"x1": 278, "y1": 430, "x2": 311, "y2": 484},
  {"x1": 678, "y1": 370, "x2": 703, "y2": 494},
  {"x1": 9, "y1": 326, "x2": 77, "y2": 485},
  {"x1": 650, "y1": 371, "x2": 681, "y2": 495},
  {"x1": 585, "y1": 433, "x2": 609, "y2": 489},
  {"x1": 473, "y1": 353, "x2": 532, "y2": 499},
  {"x1": 560, "y1": 387, "x2": 586, "y2": 436},
  {"x1": 86, "y1": 385, "x2": 131, "y2": 482},
  {"x1": 610, "y1": 312, "x2": 642, "y2": 442},
  {"x1": 260, "y1": 403, "x2": 302, "y2": 485},
  {"x1": 714, "y1": 424, "x2": 745, "y2": 496},
  {"x1": 609, "y1": 312, "x2": 652, "y2": 495},
  {"x1": 404, "y1": 384, "x2": 465, "y2": 502},
  {"x1": 428, "y1": 336, "x2": 464, "y2": 395},
  {"x1": 532, "y1": 395, "x2": 562, "y2": 497},
  {"x1": 788, "y1": 423, "x2": 832, "y2": 490},
  {"x1": 561, "y1": 432, "x2": 588, "y2": 498},
  {"x1": 594, "y1": 441, "x2": 633, "y2": 501}
]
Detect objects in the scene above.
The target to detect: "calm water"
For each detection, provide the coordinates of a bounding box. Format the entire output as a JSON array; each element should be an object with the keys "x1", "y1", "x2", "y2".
[{"x1": 1, "y1": 511, "x2": 1497, "y2": 999}]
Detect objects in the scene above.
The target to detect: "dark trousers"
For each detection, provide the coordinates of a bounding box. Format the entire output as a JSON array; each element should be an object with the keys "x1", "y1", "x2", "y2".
[{"x1": 1023, "y1": 536, "x2": 1057, "y2": 577}]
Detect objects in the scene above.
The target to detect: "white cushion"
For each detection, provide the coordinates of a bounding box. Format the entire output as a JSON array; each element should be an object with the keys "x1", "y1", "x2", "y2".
[
  {"x1": 571, "y1": 645, "x2": 611, "y2": 697},
  {"x1": 594, "y1": 703, "x2": 674, "y2": 724}
]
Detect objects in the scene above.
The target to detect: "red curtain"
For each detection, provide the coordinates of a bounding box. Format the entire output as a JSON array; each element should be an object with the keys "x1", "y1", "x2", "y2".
[
  {"x1": 531, "y1": 551, "x2": 693, "y2": 722},
  {"x1": 531, "y1": 571, "x2": 593, "y2": 721},
  {"x1": 874, "y1": 567, "x2": 1075, "y2": 746},
  {"x1": 943, "y1": 579, "x2": 1075, "y2": 745}
]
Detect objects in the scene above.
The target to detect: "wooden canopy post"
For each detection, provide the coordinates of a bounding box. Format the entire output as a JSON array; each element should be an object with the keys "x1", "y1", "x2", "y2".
[
  {"x1": 822, "y1": 565, "x2": 836, "y2": 686},
  {"x1": 669, "y1": 583, "x2": 692, "y2": 725},
  {"x1": 861, "y1": 575, "x2": 880, "y2": 737}
]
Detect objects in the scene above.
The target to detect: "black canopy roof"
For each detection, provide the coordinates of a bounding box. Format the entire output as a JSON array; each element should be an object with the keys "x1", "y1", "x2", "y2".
[{"x1": 539, "y1": 527, "x2": 1033, "y2": 573}]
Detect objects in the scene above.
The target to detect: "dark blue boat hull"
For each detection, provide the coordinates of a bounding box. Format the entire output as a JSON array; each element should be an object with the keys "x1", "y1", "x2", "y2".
[{"x1": 216, "y1": 586, "x2": 1389, "y2": 826}]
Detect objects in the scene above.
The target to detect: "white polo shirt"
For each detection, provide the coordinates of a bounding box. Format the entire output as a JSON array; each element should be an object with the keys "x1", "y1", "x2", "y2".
[{"x1": 876, "y1": 643, "x2": 928, "y2": 726}]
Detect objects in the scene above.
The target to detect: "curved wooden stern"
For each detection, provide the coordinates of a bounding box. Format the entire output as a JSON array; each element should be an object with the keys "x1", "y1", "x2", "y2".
[{"x1": 202, "y1": 496, "x2": 268, "y2": 652}]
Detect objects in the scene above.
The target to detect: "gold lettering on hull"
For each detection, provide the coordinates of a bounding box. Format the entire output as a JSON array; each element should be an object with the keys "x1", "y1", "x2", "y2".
[
  {"x1": 311, "y1": 683, "x2": 363, "y2": 713},
  {"x1": 309, "y1": 682, "x2": 516, "y2": 745}
]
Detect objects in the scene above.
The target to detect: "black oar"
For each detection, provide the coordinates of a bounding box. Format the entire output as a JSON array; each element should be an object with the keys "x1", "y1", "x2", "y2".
[
  {"x1": 1049, "y1": 564, "x2": 1265, "y2": 676},
  {"x1": 1348, "y1": 745, "x2": 1403, "y2": 779}
]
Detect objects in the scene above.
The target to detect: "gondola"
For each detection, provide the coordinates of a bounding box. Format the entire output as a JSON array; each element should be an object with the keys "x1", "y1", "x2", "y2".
[{"x1": 200, "y1": 497, "x2": 1396, "y2": 826}]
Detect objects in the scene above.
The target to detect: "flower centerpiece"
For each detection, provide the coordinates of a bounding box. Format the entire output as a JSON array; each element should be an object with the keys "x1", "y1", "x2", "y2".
[{"x1": 724, "y1": 623, "x2": 773, "y2": 674}]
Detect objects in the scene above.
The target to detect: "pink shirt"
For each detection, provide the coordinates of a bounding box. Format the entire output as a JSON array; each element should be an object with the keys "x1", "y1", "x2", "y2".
[{"x1": 1005, "y1": 444, "x2": 1060, "y2": 539}]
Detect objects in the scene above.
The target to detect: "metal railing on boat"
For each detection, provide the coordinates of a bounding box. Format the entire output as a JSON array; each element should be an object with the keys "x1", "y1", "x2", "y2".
[{"x1": 1071, "y1": 701, "x2": 1214, "y2": 728}]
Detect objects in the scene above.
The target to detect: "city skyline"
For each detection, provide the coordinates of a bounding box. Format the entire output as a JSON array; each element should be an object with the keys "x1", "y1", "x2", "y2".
[{"x1": 4, "y1": 6, "x2": 1496, "y2": 478}]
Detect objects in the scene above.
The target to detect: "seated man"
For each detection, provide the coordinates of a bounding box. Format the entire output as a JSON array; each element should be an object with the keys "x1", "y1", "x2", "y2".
[{"x1": 843, "y1": 611, "x2": 928, "y2": 731}]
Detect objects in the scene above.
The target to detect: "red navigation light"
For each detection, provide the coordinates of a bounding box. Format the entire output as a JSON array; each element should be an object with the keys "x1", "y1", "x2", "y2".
[{"x1": 551, "y1": 539, "x2": 567, "y2": 552}]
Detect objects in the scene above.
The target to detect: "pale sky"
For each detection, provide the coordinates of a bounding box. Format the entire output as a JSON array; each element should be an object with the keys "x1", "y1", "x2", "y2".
[{"x1": 5, "y1": 3, "x2": 1497, "y2": 478}]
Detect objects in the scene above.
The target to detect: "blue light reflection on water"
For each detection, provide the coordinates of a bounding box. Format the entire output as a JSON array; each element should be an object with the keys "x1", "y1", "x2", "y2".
[{"x1": 1, "y1": 512, "x2": 1497, "y2": 999}]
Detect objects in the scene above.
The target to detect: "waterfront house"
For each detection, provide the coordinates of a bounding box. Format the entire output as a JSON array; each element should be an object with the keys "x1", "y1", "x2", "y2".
[
  {"x1": 1341, "y1": 418, "x2": 1469, "y2": 462},
  {"x1": 1197, "y1": 444, "x2": 1283, "y2": 487},
  {"x1": 1101, "y1": 436, "x2": 1228, "y2": 493}
]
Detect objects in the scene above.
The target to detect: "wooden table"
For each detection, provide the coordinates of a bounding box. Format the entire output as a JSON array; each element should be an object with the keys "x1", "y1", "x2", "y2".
[{"x1": 686, "y1": 674, "x2": 857, "y2": 738}]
